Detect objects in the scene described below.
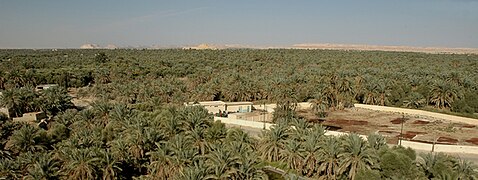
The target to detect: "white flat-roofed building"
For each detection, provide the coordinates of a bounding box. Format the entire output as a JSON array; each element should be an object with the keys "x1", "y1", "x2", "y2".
[
  {"x1": 185, "y1": 101, "x2": 226, "y2": 114},
  {"x1": 35, "y1": 84, "x2": 58, "y2": 91},
  {"x1": 224, "y1": 102, "x2": 253, "y2": 113},
  {"x1": 185, "y1": 101, "x2": 253, "y2": 114},
  {"x1": 13, "y1": 112, "x2": 47, "y2": 123}
]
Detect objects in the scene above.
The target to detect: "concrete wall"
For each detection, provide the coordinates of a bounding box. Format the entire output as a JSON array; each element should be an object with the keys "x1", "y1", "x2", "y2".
[
  {"x1": 13, "y1": 112, "x2": 46, "y2": 123},
  {"x1": 355, "y1": 104, "x2": 478, "y2": 125},
  {"x1": 215, "y1": 117, "x2": 273, "y2": 130},
  {"x1": 215, "y1": 116, "x2": 477, "y2": 154},
  {"x1": 297, "y1": 102, "x2": 312, "y2": 110},
  {"x1": 204, "y1": 105, "x2": 226, "y2": 114},
  {"x1": 400, "y1": 140, "x2": 478, "y2": 155},
  {"x1": 228, "y1": 113, "x2": 272, "y2": 123},
  {"x1": 255, "y1": 102, "x2": 477, "y2": 126},
  {"x1": 227, "y1": 104, "x2": 252, "y2": 113},
  {"x1": 253, "y1": 103, "x2": 309, "y2": 113},
  {"x1": 214, "y1": 117, "x2": 367, "y2": 139}
]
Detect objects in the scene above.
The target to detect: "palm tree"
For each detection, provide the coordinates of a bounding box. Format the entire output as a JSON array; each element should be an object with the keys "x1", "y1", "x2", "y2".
[
  {"x1": 366, "y1": 133, "x2": 387, "y2": 151},
  {"x1": 38, "y1": 86, "x2": 73, "y2": 116},
  {"x1": 0, "y1": 88, "x2": 21, "y2": 117},
  {"x1": 7, "y1": 70, "x2": 26, "y2": 88},
  {"x1": 26, "y1": 152, "x2": 60, "y2": 180},
  {"x1": 0, "y1": 71, "x2": 6, "y2": 90},
  {"x1": 226, "y1": 128, "x2": 255, "y2": 150},
  {"x1": 10, "y1": 125, "x2": 48, "y2": 153},
  {"x1": 227, "y1": 128, "x2": 254, "y2": 143},
  {"x1": 0, "y1": 157, "x2": 22, "y2": 179},
  {"x1": 168, "y1": 135, "x2": 197, "y2": 168},
  {"x1": 205, "y1": 143, "x2": 239, "y2": 179},
  {"x1": 317, "y1": 136, "x2": 341, "y2": 179},
  {"x1": 181, "y1": 106, "x2": 211, "y2": 132},
  {"x1": 177, "y1": 160, "x2": 208, "y2": 180},
  {"x1": 279, "y1": 139, "x2": 304, "y2": 172},
  {"x1": 309, "y1": 124, "x2": 326, "y2": 140},
  {"x1": 429, "y1": 81, "x2": 459, "y2": 109},
  {"x1": 417, "y1": 153, "x2": 454, "y2": 179},
  {"x1": 403, "y1": 92, "x2": 426, "y2": 109},
  {"x1": 188, "y1": 126, "x2": 209, "y2": 155},
  {"x1": 309, "y1": 98, "x2": 328, "y2": 118},
  {"x1": 158, "y1": 108, "x2": 183, "y2": 137},
  {"x1": 362, "y1": 79, "x2": 391, "y2": 106},
  {"x1": 433, "y1": 170, "x2": 460, "y2": 180},
  {"x1": 375, "y1": 81, "x2": 391, "y2": 106},
  {"x1": 205, "y1": 121, "x2": 227, "y2": 144},
  {"x1": 234, "y1": 151, "x2": 267, "y2": 180},
  {"x1": 289, "y1": 118, "x2": 311, "y2": 142},
  {"x1": 363, "y1": 82, "x2": 379, "y2": 105},
  {"x1": 258, "y1": 123, "x2": 289, "y2": 162},
  {"x1": 272, "y1": 101, "x2": 297, "y2": 123},
  {"x1": 338, "y1": 134, "x2": 378, "y2": 180},
  {"x1": 98, "y1": 150, "x2": 122, "y2": 180},
  {"x1": 61, "y1": 148, "x2": 101, "y2": 180},
  {"x1": 453, "y1": 158, "x2": 478, "y2": 179},
  {"x1": 301, "y1": 135, "x2": 321, "y2": 177},
  {"x1": 146, "y1": 142, "x2": 177, "y2": 179},
  {"x1": 108, "y1": 104, "x2": 134, "y2": 124},
  {"x1": 90, "y1": 101, "x2": 112, "y2": 126}
]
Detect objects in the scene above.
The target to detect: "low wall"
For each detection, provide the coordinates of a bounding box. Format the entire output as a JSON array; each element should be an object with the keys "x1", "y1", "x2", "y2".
[
  {"x1": 253, "y1": 102, "x2": 311, "y2": 113},
  {"x1": 400, "y1": 140, "x2": 478, "y2": 155},
  {"x1": 354, "y1": 104, "x2": 478, "y2": 125},
  {"x1": 215, "y1": 117, "x2": 273, "y2": 130},
  {"x1": 254, "y1": 102, "x2": 478, "y2": 125},
  {"x1": 215, "y1": 116, "x2": 478, "y2": 154},
  {"x1": 214, "y1": 117, "x2": 367, "y2": 139}
]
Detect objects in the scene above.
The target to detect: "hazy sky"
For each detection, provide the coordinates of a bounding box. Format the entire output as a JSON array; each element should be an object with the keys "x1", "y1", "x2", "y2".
[{"x1": 1, "y1": 0, "x2": 478, "y2": 48}]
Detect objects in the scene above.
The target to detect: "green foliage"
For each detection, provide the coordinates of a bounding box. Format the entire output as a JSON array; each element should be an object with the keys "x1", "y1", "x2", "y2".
[
  {"x1": 418, "y1": 153, "x2": 456, "y2": 179},
  {"x1": 9, "y1": 124, "x2": 49, "y2": 153},
  {"x1": 38, "y1": 86, "x2": 74, "y2": 115},
  {"x1": 94, "y1": 52, "x2": 109, "y2": 63},
  {"x1": 403, "y1": 92, "x2": 426, "y2": 109},
  {"x1": 379, "y1": 146, "x2": 424, "y2": 179},
  {"x1": 2, "y1": 49, "x2": 477, "y2": 114},
  {"x1": 0, "y1": 49, "x2": 477, "y2": 179},
  {"x1": 273, "y1": 101, "x2": 297, "y2": 123},
  {"x1": 356, "y1": 168, "x2": 381, "y2": 180},
  {"x1": 0, "y1": 112, "x2": 8, "y2": 123}
]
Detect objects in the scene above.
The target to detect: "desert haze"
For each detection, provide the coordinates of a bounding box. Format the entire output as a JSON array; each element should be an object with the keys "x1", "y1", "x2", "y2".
[{"x1": 292, "y1": 43, "x2": 478, "y2": 54}]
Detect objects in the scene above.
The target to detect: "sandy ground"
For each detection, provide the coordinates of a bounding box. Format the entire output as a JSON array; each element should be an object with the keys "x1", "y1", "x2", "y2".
[
  {"x1": 245, "y1": 105, "x2": 478, "y2": 146},
  {"x1": 68, "y1": 88, "x2": 95, "y2": 108},
  {"x1": 292, "y1": 43, "x2": 478, "y2": 54},
  {"x1": 296, "y1": 107, "x2": 478, "y2": 146}
]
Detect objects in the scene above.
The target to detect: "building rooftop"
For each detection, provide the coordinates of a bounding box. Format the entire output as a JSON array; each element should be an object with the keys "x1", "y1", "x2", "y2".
[
  {"x1": 35, "y1": 84, "x2": 58, "y2": 90},
  {"x1": 225, "y1": 102, "x2": 253, "y2": 106},
  {"x1": 185, "y1": 101, "x2": 225, "y2": 106},
  {"x1": 185, "y1": 101, "x2": 253, "y2": 106}
]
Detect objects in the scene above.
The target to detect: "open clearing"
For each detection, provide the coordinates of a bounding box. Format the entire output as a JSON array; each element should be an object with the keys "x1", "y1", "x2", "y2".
[{"x1": 297, "y1": 107, "x2": 478, "y2": 146}]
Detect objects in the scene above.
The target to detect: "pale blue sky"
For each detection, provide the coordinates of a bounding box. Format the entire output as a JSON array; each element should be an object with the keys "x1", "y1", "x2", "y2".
[{"x1": 1, "y1": 0, "x2": 477, "y2": 48}]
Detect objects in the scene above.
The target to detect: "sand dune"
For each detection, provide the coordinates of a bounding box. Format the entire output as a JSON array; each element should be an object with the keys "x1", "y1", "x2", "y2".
[{"x1": 292, "y1": 43, "x2": 478, "y2": 54}]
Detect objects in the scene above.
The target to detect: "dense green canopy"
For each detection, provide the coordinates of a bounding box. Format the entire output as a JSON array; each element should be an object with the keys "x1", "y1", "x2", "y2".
[{"x1": 1, "y1": 49, "x2": 477, "y2": 179}]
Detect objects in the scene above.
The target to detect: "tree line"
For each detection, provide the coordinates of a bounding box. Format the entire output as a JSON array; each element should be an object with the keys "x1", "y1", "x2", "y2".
[
  {"x1": 1, "y1": 49, "x2": 477, "y2": 117},
  {"x1": 1, "y1": 49, "x2": 478, "y2": 179},
  {"x1": 1, "y1": 102, "x2": 476, "y2": 179}
]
